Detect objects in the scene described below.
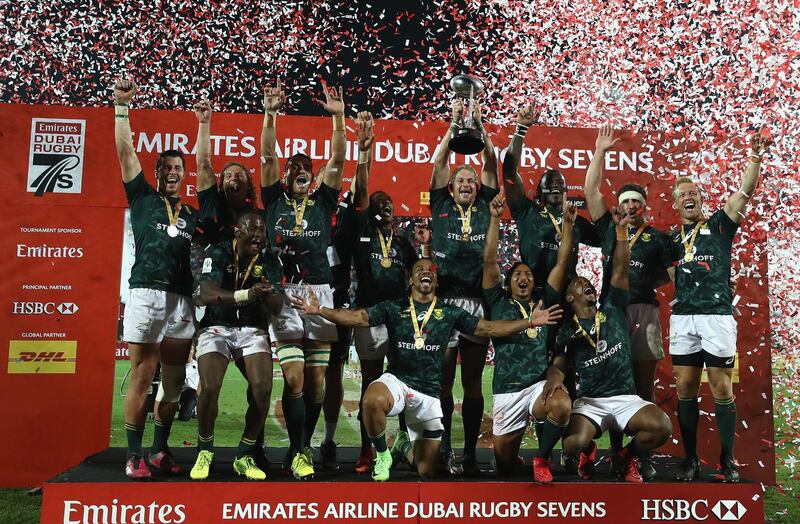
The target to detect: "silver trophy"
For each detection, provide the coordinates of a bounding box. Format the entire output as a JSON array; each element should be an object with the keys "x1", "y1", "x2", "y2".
[{"x1": 448, "y1": 74, "x2": 486, "y2": 155}]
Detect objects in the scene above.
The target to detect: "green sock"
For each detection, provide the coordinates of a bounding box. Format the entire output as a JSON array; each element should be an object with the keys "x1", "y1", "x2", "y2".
[
  {"x1": 237, "y1": 436, "x2": 257, "y2": 459},
  {"x1": 398, "y1": 412, "x2": 408, "y2": 433},
  {"x1": 677, "y1": 397, "x2": 699, "y2": 459},
  {"x1": 357, "y1": 408, "x2": 370, "y2": 448},
  {"x1": 369, "y1": 431, "x2": 387, "y2": 453},
  {"x1": 624, "y1": 437, "x2": 639, "y2": 457},
  {"x1": 534, "y1": 422, "x2": 543, "y2": 443},
  {"x1": 151, "y1": 419, "x2": 171, "y2": 454},
  {"x1": 462, "y1": 396, "x2": 484, "y2": 457},
  {"x1": 440, "y1": 395, "x2": 454, "y2": 452},
  {"x1": 303, "y1": 397, "x2": 323, "y2": 449},
  {"x1": 125, "y1": 423, "x2": 144, "y2": 457},
  {"x1": 715, "y1": 397, "x2": 737, "y2": 464},
  {"x1": 283, "y1": 392, "x2": 305, "y2": 455},
  {"x1": 535, "y1": 416, "x2": 567, "y2": 458},
  {"x1": 198, "y1": 434, "x2": 214, "y2": 453}
]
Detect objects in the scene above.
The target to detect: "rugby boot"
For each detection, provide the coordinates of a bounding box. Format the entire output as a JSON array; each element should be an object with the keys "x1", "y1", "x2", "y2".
[
  {"x1": 718, "y1": 460, "x2": 740, "y2": 483},
  {"x1": 253, "y1": 446, "x2": 270, "y2": 472},
  {"x1": 461, "y1": 453, "x2": 482, "y2": 476},
  {"x1": 320, "y1": 440, "x2": 339, "y2": 471},
  {"x1": 676, "y1": 456, "x2": 700, "y2": 481},
  {"x1": 125, "y1": 454, "x2": 152, "y2": 480},
  {"x1": 148, "y1": 450, "x2": 182, "y2": 475},
  {"x1": 354, "y1": 445, "x2": 375, "y2": 474},
  {"x1": 639, "y1": 454, "x2": 657, "y2": 481},
  {"x1": 533, "y1": 457, "x2": 554, "y2": 483},
  {"x1": 372, "y1": 450, "x2": 392, "y2": 482},
  {"x1": 189, "y1": 450, "x2": 214, "y2": 480},
  {"x1": 390, "y1": 431, "x2": 410, "y2": 468},
  {"x1": 233, "y1": 455, "x2": 267, "y2": 480},
  {"x1": 291, "y1": 451, "x2": 315, "y2": 480},
  {"x1": 615, "y1": 449, "x2": 643, "y2": 483},
  {"x1": 439, "y1": 448, "x2": 463, "y2": 476},
  {"x1": 577, "y1": 441, "x2": 597, "y2": 480}
]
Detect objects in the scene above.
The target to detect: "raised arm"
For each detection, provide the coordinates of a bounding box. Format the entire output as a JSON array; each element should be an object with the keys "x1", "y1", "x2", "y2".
[
  {"x1": 289, "y1": 287, "x2": 370, "y2": 327},
  {"x1": 474, "y1": 302, "x2": 563, "y2": 337},
  {"x1": 584, "y1": 124, "x2": 620, "y2": 221},
  {"x1": 504, "y1": 104, "x2": 539, "y2": 203},
  {"x1": 431, "y1": 99, "x2": 463, "y2": 190},
  {"x1": 609, "y1": 207, "x2": 631, "y2": 291},
  {"x1": 319, "y1": 83, "x2": 346, "y2": 191},
  {"x1": 724, "y1": 132, "x2": 772, "y2": 224},
  {"x1": 476, "y1": 103, "x2": 498, "y2": 189},
  {"x1": 194, "y1": 99, "x2": 216, "y2": 192},
  {"x1": 113, "y1": 79, "x2": 143, "y2": 182},
  {"x1": 482, "y1": 192, "x2": 505, "y2": 288},
  {"x1": 352, "y1": 111, "x2": 374, "y2": 210},
  {"x1": 547, "y1": 194, "x2": 577, "y2": 293},
  {"x1": 260, "y1": 79, "x2": 284, "y2": 189}
]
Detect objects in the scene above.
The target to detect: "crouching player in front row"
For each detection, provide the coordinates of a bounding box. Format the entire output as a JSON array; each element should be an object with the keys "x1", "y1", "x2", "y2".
[
  {"x1": 190, "y1": 213, "x2": 284, "y2": 480},
  {"x1": 291, "y1": 258, "x2": 563, "y2": 481},
  {"x1": 556, "y1": 208, "x2": 672, "y2": 483}
]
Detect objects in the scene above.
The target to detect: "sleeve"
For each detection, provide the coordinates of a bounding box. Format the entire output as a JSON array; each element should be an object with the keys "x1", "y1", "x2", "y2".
[
  {"x1": 507, "y1": 192, "x2": 532, "y2": 220},
  {"x1": 198, "y1": 245, "x2": 225, "y2": 285},
  {"x1": 453, "y1": 306, "x2": 481, "y2": 337},
  {"x1": 553, "y1": 324, "x2": 572, "y2": 358},
  {"x1": 605, "y1": 284, "x2": 630, "y2": 310},
  {"x1": 656, "y1": 231, "x2": 676, "y2": 269},
  {"x1": 478, "y1": 184, "x2": 500, "y2": 202},
  {"x1": 333, "y1": 193, "x2": 357, "y2": 245},
  {"x1": 366, "y1": 300, "x2": 390, "y2": 327},
  {"x1": 196, "y1": 184, "x2": 219, "y2": 220},
  {"x1": 666, "y1": 231, "x2": 681, "y2": 263},
  {"x1": 577, "y1": 216, "x2": 602, "y2": 247},
  {"x1": 593, "y1": 211, "x2": 614, "y2": 245},
  {"x1": 312, "y1": 182, "x2": 340, "y2": 213},
  {"x1": 543, "y1": 283, "x2": 561, "y2": 308},
  {"x1": 482, "y1": 282, "x2": 505, "y2": 312},
  {"x1": 123, "y1": 171, "x2": 153, "y2": 206},
  {"x1": 428, "y1": 186, "x2": 451, "y2": 215},
  {"x1": 263, "y1": 251, "x2": 285, "y2": 295},
  {"x1": 713, "y1": 208, "x2": 739, "y2": 239},
  {"x1": 260, "y1": 180, "x2": 284, "y2": 209}
]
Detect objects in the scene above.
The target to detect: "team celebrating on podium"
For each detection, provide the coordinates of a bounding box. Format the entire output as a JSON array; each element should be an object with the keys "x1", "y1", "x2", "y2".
[{"x1": 112, "y1": 77, "x2": 771, "y2": 485}]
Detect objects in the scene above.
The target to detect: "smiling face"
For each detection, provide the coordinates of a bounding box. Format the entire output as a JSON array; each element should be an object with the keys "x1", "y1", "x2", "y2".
[
  {"x1": 507, "y1": 263, "x2": 534, "y2": 302},
  {"x1": 369, "y1": 191, "x2": 393, "y2": 224},
  {"x1": 541, "y1": 170, "x2": 567, "y2": 209},
  {"x1": 156, "y1": 154, "x2": 185, "y2": 197},
  {"x1": 285, "y1": 155, "x2": 313, "y2": 198},
  {"x1": 673, "y1": 180, "x2": 703, "y2": 222},
  {"x1": 236, "y1": 214, "x2": 267, "y2": 256},
  {"x1": 451, "y1": 167, "x2": 478, "y2": 206},
  {"x1": 409, "y1": 258, "x2": 438, "y2": 296},
  {"x1": 221, "y1": 163, "x2": 251, "y2": 199},
  {"x1": 566, "y1": 276, "x2": 597, "y2": 311}
]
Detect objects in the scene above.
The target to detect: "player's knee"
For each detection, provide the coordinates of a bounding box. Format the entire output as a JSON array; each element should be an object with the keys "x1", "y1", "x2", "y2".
[
  {"x1": 675, "y1": 375, "x2": 700, "y2": 397},
  {"x1": 248, "y1": 377, "x2": 272, "y2": 402},
  {"x1": 157, "y1": 364, "x2": 184, "y2": 403},
  {"x1": 283, "y1": 369, "x2": 304, "y2": 393},
  {"x1": 548, "y1": 393, "x2": 572, "y2": 423},
  {"x1": 362, "y1": 392, "x2": 386, "y2": 414}
]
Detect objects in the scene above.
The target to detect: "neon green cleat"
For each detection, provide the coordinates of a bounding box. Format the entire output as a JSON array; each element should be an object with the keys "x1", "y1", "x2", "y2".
[
  {"x1": 372, "y1": 450, "x2": 392, "y2": 482},
  {"x1": 291, "y1": 451, "x2": 315, "y2": 480},
  {"x1": 390, "y1": 431, "x2": 411, "y2": 467},
  {"x1": 190, "y1": 450, "x2": 214, "y2": 480},
  {"x1": 233, "y1": 455, "x2": 267, "y2": 480}
]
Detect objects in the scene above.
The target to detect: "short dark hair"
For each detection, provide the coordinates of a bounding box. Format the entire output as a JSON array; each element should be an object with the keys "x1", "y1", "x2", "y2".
[
  {"x1": 617, "y1": 183, "x2": 647, "y2": 201},
  {"x1": 285, "y1": 153, "x2": 313, "y2": 172},
  {"x1": 535, "y1": 168, "x2": 565, "y2": 207},
  {"x1": 155, "y1": 150, "x2": 185, "y2": 172},
  {"x1": 504, "y1": 261, "x2": 532, "y2": 290}
]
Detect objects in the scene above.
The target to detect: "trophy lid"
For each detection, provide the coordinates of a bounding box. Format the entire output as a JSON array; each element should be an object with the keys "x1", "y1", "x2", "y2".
[{"x1": 449, "y1": 75, "x2": 484, "y2": 97}]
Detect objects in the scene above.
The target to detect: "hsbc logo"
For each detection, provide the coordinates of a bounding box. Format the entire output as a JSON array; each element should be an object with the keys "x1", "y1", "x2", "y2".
[
  {"x1": 642, "y1": 499, "x2": 747, "y2": 521},
  {"x1": 12, "y1": 302, "x2": 79, "y2": 315}
]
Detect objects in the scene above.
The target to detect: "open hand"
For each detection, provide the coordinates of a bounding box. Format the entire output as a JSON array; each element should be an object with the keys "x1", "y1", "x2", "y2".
[{"x1": 529, "y1": 300, "x2": 563, "y2": 327}]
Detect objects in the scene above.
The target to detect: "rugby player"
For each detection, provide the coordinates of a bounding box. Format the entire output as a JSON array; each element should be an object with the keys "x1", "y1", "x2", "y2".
[
  {"x1": 483, "y1": 182, "x2": 574, "y2": 483},
  {"x1": 190, "y1": 213, "x2": 284, "y2": 480},
  {"x1": 260, "y1": 78, "x2": 346, "y2": 480},
  {"x1": 429, "y1": 98, "x2": 499, "y2": 474},
  {"x1": 114, "y1": 79, "x2": 211, "y2": 479},
  {"x1": 556, "y1": 208, "x2": 673, "y2": 483},
  {"x1": 583, "y1": 124, "x2": 673, "y2": 479},
  {"x1": 668, "y1": 132, "x2": 772, "y2": 483},
  {"x1": 291, "y1": 258, "x2": 563, "y2": 481}
]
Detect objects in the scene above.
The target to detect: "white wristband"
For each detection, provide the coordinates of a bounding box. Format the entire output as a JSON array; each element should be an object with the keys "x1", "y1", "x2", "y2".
[{"x1": 234, "y1": 289, "x2": 250, "y2": 304}]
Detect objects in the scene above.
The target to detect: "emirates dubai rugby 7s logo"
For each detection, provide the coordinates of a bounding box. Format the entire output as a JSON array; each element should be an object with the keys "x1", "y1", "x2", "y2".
[{"x1": 28, "y1": 118, "x2": 86, "y2": 196}]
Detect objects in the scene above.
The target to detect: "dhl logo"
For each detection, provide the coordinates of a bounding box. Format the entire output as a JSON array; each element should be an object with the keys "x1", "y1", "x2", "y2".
[{"x1": 7, "y1": 340, "x2": 77, "y2": 374}]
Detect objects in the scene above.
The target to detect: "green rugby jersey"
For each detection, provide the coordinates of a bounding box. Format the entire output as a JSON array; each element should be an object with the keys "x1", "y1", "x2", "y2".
[
  {"x1": 484, "y1": 282, "x2": 559, "y2": 394},
  {"x1": 429, "y1": 185, "x2": 500, "y2": 298},
  {"x1": 595, "y1": 212, "x2": 672, "y2": 306},
  {"x1": 262, "y1": 181, "x2": 339, "y2": 285},
  {"x1": 366, "y1": 299, "x2": 480, "y2": 398},
  {"x1": 198, "y1": 240, "x2": 284, "y2": 329},
  {"x1": 509, "y1": 195, "x2": 600, "y2": 289},
  {"x1": 669, "y1": 209, "x2": 738, "y2": 315},
  {"x1": 195, "y1": 184, "x2": 258, "y2": 246},
  {"x1": 555, "y1": 285, "x2": 635, "y2": 398},
  {"x1": 124, "y1": 172, "x2": 206, "y2": 296}
]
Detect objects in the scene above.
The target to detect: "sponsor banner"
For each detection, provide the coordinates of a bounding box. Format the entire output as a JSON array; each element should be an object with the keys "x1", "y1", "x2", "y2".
[
  {"x1": 7, "y1": 340, "x2": 77, "y2": 374},
  {"x1": 40, "y1": 481, "x2": 764, "y2": 524}
]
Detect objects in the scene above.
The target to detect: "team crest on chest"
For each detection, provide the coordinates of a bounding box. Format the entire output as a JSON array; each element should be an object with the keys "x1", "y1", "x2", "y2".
[
  {"x1": 641, "y1": 233, "x2": 651, "y2": 242},
  {"x1": 433, "y1": 309, "x2": 444, "y2": 320},
  {"x1": 253, "y1": 265, "x2": 263, "y2": 278}
]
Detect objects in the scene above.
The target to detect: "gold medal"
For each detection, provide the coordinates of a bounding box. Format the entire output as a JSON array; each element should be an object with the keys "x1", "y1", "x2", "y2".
[
  {"x1": 680, "y1": 220, "x2": 705, "y2": 265},
  {"x1": 293, "y1": 225, "x2": 304, "y2": 235},
  {"x1": 409, "y1": 296, "x2": 437, "y2": 351},
  {"x1": 380, "y1": 257, "x2": 392, "y2": 269},
  {"x1": 526, "y1": 327, "x2": 537, "y2": 338},
  {"x1": 461, "y1": 233, "x2": 469, "y2": 242},
  {"x1": 161, "y1": 195, "x2": 182, "y2": 239},
  {"x1": 684, "y1": 253, "x2": 694, "y2": 262},
  {"x1": 546, "y1": 209, "x2": 563, "y2": 243},
  {"x1": 377, "y1": 228, "x2": 394, "y2": 269},
  {"x1": 166, "y1": 225, "x2": 179, "y2": 237},
  {"x1": 573, "y1": 313, "x2": 602, "y2": 353},
  {"x1": 414, "y1": 337, "x2": 425, "y2": 349},
  {"x1": 291, "y1": 196, "x2": 308, "y2": 237},
  {"x1": 456, "y1": 203, "x2": 473, "y2": 242}
]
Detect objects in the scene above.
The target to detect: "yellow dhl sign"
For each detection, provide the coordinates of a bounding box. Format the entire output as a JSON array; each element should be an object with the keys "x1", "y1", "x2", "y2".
[{"x1": 7, "y1": 340, "x2": 77, "y2": 374}]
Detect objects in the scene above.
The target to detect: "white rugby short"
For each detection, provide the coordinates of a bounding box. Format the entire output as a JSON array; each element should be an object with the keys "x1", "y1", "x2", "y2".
[
  {"x1": 270, "y1": 283, "x2": 337, "y2": 343},
  {"x1": 441, "y1": 296, "x2": 489, "y2": 347},
  {"x1": 123, "y1": 288, "x2": 196, "y2": 343},
  {"x1": 375, "y1": 373, "x2": 444, "y2": 442},
  {"x1": 353, "y1": 325, "x2": 389, "y2": 361},
  {"x1": 669, "y1": 314, "x2": 736, "y2": 358},
  {"x1": 492, "y1": 380, "x2": 547, "y2": 436},
  {"x1": 195, "y1": 325, "x2": 271, "y2": 361},
  {"x1": 572, "y1": 395, "x2": 652, "y2": 434}
]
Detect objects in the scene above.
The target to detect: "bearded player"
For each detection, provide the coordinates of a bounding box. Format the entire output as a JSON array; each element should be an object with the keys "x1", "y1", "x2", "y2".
[
  {"x1": 113, "y1": 79, "x2": 212, "y2": 479},
  {"x1": 555, "y1": 208, "x2": 672, "y2": 483},
  {"x1": 483, "y1": 183, "x2": 574, "y2": 483},
  {"x1": 260, "y1": 78, "x2": 345, "y2": 480},
  {"x1": 583, "y1": 124, "x2": 673, "y2": 479},
  {"x1": 429, "y1": 98, "x2": 499, "y2": 474},
  {"x1": 668, "y1": 132, "x2": 772, "y2": 483},
  {"x1": 291, "y1": 258, "x2": 563, "y2": 481}
]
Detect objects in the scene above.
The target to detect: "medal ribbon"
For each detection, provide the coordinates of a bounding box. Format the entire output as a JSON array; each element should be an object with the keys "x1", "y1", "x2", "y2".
[
  {"x1": 512, "y1": 299, "x2": 533, "y2": 324},
  {"x1": 545, "y1": 209, "x2": 562, "y2": 237},
  {"x1": 456, "y1": 203, "x2": 474, "y2": 238},
  {"x1": 161, "y1": 195, "x2": 182, "y2": 227},
  {"x1": 376, "y1": 228, "x2": 394, "y2": 266},
  {"x1": 573, "y1": 313, "x2": 601, "y2": 351},
  {"x1": 232, "y1": 239, "x2": 259, "y2": 290},
  {"x1": 409, "y1": 296, "x2": 438, "y2": 346},
  {"x1": 680, "y1": 220, "x2": 705, "y2": 259},
  {"x1": 291, "y1": 196, "x2": 309, "y2": 231},
  {"x1": 628, "y1": 224, "x2": 646, "y2": 249}
]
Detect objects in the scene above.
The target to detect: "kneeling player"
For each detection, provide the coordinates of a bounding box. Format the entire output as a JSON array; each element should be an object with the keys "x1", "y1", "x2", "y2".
[
  {"x1": 557, "y1": 209, "x2": 672, "y2": 483},
  {"x1": 483, "y1": 185, "x2": 574, "y2": 482},
  {"x1": 191, "y1": 213, "x2": 284, "y2": 480},
  {"x1": 292, "y1": 258, "x2": 562, "y2": 481}
]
